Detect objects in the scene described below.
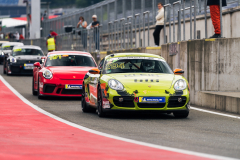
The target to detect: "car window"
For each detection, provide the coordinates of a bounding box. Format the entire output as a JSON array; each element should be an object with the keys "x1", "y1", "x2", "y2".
[
  {"x1": 45, "y1": 54, "x2": 97, "y2": 67},
  {"x1": 2, "y1": 45, "x2": 14, "y2": 50},
  {"x1": 102, "y1": 58, "x2": 173, "y2": 74},
  {"x1": 98, "y1": 58, "x2": 105, "y2": 70},
  {"x1": 12, "y1": 49, "x2": 44, "y2": 56}
]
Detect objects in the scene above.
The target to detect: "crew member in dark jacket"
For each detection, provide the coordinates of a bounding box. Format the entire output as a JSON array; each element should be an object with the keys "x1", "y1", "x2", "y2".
[{"x1": 207, "y1": 0, "x2": 227, "y2": 38}]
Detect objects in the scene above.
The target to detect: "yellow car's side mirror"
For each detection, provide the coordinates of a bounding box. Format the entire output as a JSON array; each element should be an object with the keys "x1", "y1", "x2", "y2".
[{"x1": 174, "y1": 68, "x2": 184, "y2": 75}]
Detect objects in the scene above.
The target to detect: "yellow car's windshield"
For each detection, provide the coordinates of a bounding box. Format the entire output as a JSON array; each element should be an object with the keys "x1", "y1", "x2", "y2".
[{"x1": 103, "y1": 58, "x2": 173, "y2": 74}]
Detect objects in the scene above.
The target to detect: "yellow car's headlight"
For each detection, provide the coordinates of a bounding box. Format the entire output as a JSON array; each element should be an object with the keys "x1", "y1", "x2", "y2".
[
  {"x1": 174, "y1": 79, "x2": 187, "y2": 90},
  {"x1": 108, "y1": 79, "x2": 124, "y2": 90}
]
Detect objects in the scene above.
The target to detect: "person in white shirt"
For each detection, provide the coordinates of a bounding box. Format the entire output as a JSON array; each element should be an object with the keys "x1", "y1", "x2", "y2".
[
  {"x1": 153, "y1": 3, "x2": 164, "y2": 46},
  {"x1": 14, "y1": 31, "x2": 20, "y2": 42}
]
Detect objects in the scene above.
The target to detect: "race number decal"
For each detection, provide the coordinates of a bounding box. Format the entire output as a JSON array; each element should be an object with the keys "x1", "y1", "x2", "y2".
[
  {"x1": 107, "y1": 63, "x2": 125, "y2": 70},
  {"x1": 49, "y1": 55, "x2": 62, "y2": 60}
]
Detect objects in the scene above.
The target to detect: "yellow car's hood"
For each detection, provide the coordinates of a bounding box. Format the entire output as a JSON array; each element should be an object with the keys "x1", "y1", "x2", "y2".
[{"x1": 107, "y1": 73, "x2": 175, "y2": 90}]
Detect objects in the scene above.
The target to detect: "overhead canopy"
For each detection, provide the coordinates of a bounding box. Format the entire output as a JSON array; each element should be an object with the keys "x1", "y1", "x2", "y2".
[
  {"x1": 1, "y1": 18, "x2": 26, "y2": 28},
  {"x1": 0, "y1": 15, "x2": 58, "y2": 28}
]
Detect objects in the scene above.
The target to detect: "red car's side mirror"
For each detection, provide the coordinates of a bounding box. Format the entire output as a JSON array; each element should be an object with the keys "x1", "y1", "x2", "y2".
[{"x1": 34, "y1": 62, "x2": 41, "y2": 68}]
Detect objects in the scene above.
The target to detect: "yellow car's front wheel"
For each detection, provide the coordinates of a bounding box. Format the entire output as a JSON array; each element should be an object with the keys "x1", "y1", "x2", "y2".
[{"x1": 97, "y1": 86, "x2": 106, "y2": 117}]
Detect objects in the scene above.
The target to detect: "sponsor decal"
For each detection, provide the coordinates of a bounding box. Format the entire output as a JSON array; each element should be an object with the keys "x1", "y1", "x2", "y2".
[
  {"x1": 143, "y1": 90, "x2": 160, "y2": 94},
  {"x1": 65, "y1": 85, "x2": 82, "y2": 89},
  {"x1": 24, "y1": 63, "x2": 34, "y2": 70},
  {"x1": 3, "y1": 45, "x2": 10, "y2": 48},
  {"x1": 13, "y1": 48, "x2": 22, "y2": 52},
  {"x1": 106, "y1": 62, "x2": 125, "y2": 70},
  {"x1": 126, "y1": 74, "x2": 160, "y2": 77},
  {"x1": 103, "y1": 100, "x2": 110, "y2": 109},
  {"x1": 133, "y1": 79, "x2": 160, "y2": 82},
  {"x1": 39, "y1": 82, "x2": 43, "y2": 88},
  {"x1": 139, "y1": 97, "x2": 165, "y2": 103},
  {"x1": 111, "y1": 57, "x2": 164, "y2": 61},
  {"x1": 49, "y1": 55, "x2": 62, "y2": 60}
]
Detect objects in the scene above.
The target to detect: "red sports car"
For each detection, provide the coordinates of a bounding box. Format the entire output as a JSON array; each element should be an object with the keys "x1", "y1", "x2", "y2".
[{"x1": 32, "y1": 51, "x2": 97, "y2": 99}]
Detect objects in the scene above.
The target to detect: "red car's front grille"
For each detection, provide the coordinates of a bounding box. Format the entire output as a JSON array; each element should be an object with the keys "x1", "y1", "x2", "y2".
[{"x1": 43, "y1": 84, "x2": 56, "y2": 93}]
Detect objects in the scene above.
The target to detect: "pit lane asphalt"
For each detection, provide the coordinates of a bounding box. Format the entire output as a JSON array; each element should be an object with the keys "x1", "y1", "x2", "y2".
[{"x1": 1, "y1": 65, "x2": 240, "y2": 159}]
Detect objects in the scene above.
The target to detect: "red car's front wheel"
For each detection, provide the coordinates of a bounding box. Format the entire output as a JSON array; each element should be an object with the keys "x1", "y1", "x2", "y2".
[
  {"x1": 32, "y1": 77, "x2": 37, "y2": 96},
  {"x1": 37, "y1": 77, "x2": 43, "y2": 99}
]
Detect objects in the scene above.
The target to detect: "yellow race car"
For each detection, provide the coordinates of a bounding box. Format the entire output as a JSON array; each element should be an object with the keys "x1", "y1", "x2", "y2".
[{"x1": 82, "y1": 53, "x2": 190, "y2": 118}]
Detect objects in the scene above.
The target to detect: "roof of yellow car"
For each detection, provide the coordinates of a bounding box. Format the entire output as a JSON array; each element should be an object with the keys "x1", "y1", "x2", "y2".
[{"x1": 105, "y1": 53, "x2": 165, "y2": 60}]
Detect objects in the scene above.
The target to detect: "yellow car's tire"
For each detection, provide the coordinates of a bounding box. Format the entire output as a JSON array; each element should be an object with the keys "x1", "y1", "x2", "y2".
[
  {"x1": 82, "y1": 85, "x2": 96, "y2": 113},
  {"x1": 97, "y1": 86, "x2": 106, "y2": 117}
]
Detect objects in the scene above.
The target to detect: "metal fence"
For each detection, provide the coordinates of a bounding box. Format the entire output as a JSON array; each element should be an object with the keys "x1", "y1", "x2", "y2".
[
  {"x1": 55, "y1": 26, "x2": 102, "y2": 53},
  {"x1": 2, "y1": 0, "x2": 240, "y2": 54},
  {"x1": 42, "y1": 0, "x2": 240, "y2": 37}
]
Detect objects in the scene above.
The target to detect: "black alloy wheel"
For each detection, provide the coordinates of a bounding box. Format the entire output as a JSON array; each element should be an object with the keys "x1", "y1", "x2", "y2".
[
  {"x1": 6, "y1": 63, "x2": 9, "y2": 76},
  {"x1": 82, "y1": 84, "x2": 96, "y2": 113},
  {"x1": 97, "y1": 86, "x2": 106, "y2": 117},
  {"x1": 3, "y1": 60, "x2": 6, "y2": 74},
  {"x1": 3, "y1": 65, "x2": 6, "y2": 74},
  {"x1": 37, "y1": 77, "x2": 43, "y2": 99},
  {"x1": 32, "y1": 77, "x2": 38, "y2": 96}
]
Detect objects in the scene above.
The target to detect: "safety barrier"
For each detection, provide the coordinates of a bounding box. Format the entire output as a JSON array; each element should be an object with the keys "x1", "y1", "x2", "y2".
[
  {"x1": 55, "y1": 26, "x2": 102, "y2": 53},
  {"x1": 41, "y1": 0, "x2": 239, "y2": 38},
  {"x1": 3, "y1": 0, "x2": 239, "y2": 54}
]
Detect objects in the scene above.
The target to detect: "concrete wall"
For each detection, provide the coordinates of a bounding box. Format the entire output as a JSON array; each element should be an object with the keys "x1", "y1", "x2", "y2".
[{"x1": 160, "y1": 38, "x2": 240, "y2": 114}]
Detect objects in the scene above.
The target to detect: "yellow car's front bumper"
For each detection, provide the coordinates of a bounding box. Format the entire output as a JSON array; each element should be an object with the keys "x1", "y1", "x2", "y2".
[{"x1": 103, "y1": 88, "x2": 190, "y2": 111}]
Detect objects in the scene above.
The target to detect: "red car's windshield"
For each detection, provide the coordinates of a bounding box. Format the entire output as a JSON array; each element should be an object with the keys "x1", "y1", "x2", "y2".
[{"x1": 45, "y1": 54, "x2": 96, "y2": 67}]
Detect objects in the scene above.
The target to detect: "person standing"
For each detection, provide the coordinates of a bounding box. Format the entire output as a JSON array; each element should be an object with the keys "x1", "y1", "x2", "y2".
[
  {"x1": 153, "y1": 3, "x2": 164, "y2": 47},
  {"x1": 208, "y1": 0, "x2": 227, "y2": 38},
  {"x1": 91, "y1": 15, "x2": 100, "y2": 51},
  {"x1": 14, "y1": 31, "x2": 20, "y2": 42},
  {"x1": 46, "y1": 35, "x2": 56, "y2": 52},
  {"x1": 50, "y1": 29, "x2": 58, "y2": 39},
  {"x1": 77, "y1": 16, "x2": 88, "y2": 50},
  {"x1": 43, "y1": 10, "x2": 48, "y2": 20},
  {"x1": 19, "y1": 33, "x2": 24, "y2": 40}
]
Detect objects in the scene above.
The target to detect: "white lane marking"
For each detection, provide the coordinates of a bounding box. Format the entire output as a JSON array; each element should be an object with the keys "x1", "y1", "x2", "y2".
[
  {"x1": 191, "y1": 107, "x2": 240, "y2": 120},
  {"x1": 0, "y1": 75, "x2": 237, "y2": 160}
]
